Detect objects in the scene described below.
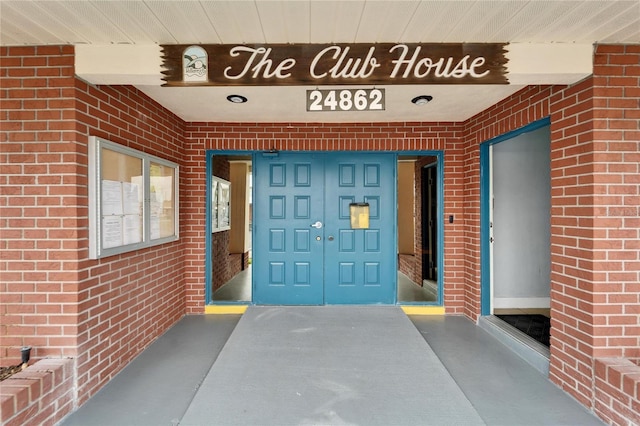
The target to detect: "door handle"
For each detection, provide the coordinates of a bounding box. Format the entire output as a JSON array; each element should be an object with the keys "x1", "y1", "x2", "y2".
[{"x1": 310, "y1": 221, "x2": 323, "y2": 229}]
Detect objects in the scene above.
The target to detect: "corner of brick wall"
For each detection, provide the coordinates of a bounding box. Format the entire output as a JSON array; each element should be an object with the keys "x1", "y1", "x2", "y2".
[
  {"x1": 398, "y1": 254, "x2": 415, "y2": 280},
  {"x1": 593, "y1": 358, "x2": 640, "y2": 426},
  {"x1": 0, "y1": 358, "x2": 74, "y2": 426}
]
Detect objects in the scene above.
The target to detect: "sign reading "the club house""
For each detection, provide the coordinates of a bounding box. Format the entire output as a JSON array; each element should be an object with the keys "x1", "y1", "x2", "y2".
[{"x1": 161, "y1": 43, "x2": 509, "y2": 86}]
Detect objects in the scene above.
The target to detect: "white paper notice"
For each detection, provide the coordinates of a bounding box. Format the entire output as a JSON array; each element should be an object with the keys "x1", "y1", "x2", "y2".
[
  {"x1": 123, "y1": 214, "x2": 142, "y2": 245},
  {"x1": 150, "y1": 215, "x2": 160, "y2": 240},
  {"x1": 102, "y1": 216, "x2": 123, "y2": 248},
  {"x1": 123, "y1": 182, "x2": 141, "y2": 215},
  {"x1": 102, "y1": 180, "x2": 123, "y2": 216}
]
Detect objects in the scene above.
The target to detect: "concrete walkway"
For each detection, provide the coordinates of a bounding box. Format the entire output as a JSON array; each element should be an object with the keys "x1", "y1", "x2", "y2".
[{"x1": 61, "y1": 313, "x2": 603, "y2": 426}]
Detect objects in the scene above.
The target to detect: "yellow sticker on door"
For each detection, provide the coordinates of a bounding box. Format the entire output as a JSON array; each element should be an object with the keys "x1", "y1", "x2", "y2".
[{"x1": 350, "y1": 203, "x2": 370, "y2": 229}]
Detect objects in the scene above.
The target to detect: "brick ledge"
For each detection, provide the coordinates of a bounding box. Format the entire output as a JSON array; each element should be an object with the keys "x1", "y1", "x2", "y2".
[
  {"x1": 594, "y1": 357, "x2": 640, "y2": 426},
  {"x1": 0, "y1": 358, "x2": 74, "y2": 426}
]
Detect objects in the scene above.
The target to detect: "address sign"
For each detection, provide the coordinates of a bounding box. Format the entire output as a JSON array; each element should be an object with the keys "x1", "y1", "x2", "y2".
[{"x1": 307, "y1": 89, "x2": 385, "y2": 112}]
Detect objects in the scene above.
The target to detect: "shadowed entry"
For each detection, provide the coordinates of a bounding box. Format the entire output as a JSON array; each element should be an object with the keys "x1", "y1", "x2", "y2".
[
  {"x1": 480, "y1": 118, "x2": 552, "y2": 347},
  {"x1": 253, "y1": 152, "x2": 397, "y2": 305}
]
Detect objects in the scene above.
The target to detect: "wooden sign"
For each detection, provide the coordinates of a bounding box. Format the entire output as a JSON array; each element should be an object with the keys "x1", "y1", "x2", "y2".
[{"x1": 162, "y1": 43, "x2": 508, "y2": 86}]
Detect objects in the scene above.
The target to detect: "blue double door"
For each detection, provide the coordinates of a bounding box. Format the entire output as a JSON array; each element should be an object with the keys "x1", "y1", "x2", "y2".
[{"x1": 253, "y1": 152, "x2": 397, "y2": 305}]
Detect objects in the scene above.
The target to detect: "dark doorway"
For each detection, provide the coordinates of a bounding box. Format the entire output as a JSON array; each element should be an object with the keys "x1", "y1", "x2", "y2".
[{"x1": 422, "y1": 164, "x2": 438, "y2": 283}]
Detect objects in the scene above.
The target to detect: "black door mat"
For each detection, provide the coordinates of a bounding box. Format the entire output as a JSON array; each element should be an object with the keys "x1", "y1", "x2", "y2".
[{"x1": 496, "y1": 314, "x2": 550, "y2": 347}]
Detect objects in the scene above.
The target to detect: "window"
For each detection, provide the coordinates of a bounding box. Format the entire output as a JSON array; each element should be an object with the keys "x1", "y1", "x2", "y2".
[
  {"x1": 88, "y1": 137, "x2": 179, "y2": 259},
  {"x1": 211, "y1": 176, "x2": 230, "y2": 232}
]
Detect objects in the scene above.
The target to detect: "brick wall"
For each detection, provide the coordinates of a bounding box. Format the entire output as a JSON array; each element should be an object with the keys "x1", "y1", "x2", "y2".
[
  {"x1": 0, "y1": 358, "x2": 74, "y2": 426},
  {"x1": 398, "y1": 254, "x2": 416, "y2": 283},
  {"x1": 73, "y1": 79, "x2": 186, "y2": 405},
  {"x1": 182, "y1": 132, "x2": 206, "y2": 312},
  {"x1": 211, "y1": 231, "x2": 244, "y2": 292},
  {"x1": 590, "y1": 44, "x2": 639, "y2": 361},
  {"x1": 594, "y1": 358, "x2": 640, "y2": 425},
  {"x1": 548, "y1": 45, "x2": 640, "y2": 423},
  {"x1": 409, "y1": 160, "x2": 423, "y2": 285},
  {"x1": 210, "y1": 231, "x2": 228, "y2": 291},
  {"x1": 1, "y1": 45, "x2": 187, "y2": 419},
  {"x1": 1, "y1": 45, "x2": 81, "y2": 366},
  {"x1": 441, "y1": 134, "x2": 467, "y2": 314},
  {"x1": 548, "y1": 75, "x2": 599, "y2": 406}
]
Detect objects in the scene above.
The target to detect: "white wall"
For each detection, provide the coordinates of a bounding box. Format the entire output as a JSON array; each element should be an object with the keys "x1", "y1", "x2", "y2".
[{"x1": 492, "y1": 125, "x2": 551, "y2": 308}]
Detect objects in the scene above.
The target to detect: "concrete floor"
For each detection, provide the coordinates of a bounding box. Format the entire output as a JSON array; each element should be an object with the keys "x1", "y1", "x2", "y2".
[{"x1": 61, "y1": 312, "x2": 603, "y2": 426}]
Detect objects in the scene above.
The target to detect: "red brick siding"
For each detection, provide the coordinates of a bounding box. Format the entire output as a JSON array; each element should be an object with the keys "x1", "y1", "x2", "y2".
[
  {"x1": 73, "y1": 81, "x2": 186, "y2": 404},
  {"x1": 1, "y1": 46, "x2": 187, "y2": 414},
  {"x1": 589, "y1": 45, "x2": 640, "y2": 426},
  {"x1": 210, "y1": 229, "x2": 229, "y2": 291},
  {"x1": 181, "y1": 134, "x2": 209, "y2": 312},
  {"x1": 548, "y1": 45, "x2": 640, "y2": 420},
  {"x1": 548, "y1": 76, "x2": 598, "y2": 406},
  {"x1": 398, "y1": 254, "x2": 416, "y2": 283},
  {"x1": 1, "y1": 45, "x2": 81, "y2": 366},
  {"x1": 211, "y1": 231, "x2": 243, "y2": 292},
  {"x1": 594, "y1": 358, "x2": 640, "y2": 426},
  {"x1": 590, "y1": 44, "x2": 640, "y2": 361},
  {"x1": 442, "y1": 136, "x2": 467, "y2": 314},
  {"x1": 0, "y1": 358, "x2": 74, "y2": 426}
]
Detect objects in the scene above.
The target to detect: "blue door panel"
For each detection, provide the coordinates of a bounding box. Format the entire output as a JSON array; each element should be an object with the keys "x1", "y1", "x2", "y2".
[
  {"x1": 294, "y1": 262, "x2": 310, "y2": 285},
  {"x1": 254, "y1": 152, "x2": 396, "y2": 305},
  {"x1": 253, "y1": 153, "x2": 325, "y2": 305},
  {"x1": 324, "y1": 153, "x2": 396, "y2": 305},
  {"x1": 269, "y1": 196, "x2": 285, "y2": 218}
]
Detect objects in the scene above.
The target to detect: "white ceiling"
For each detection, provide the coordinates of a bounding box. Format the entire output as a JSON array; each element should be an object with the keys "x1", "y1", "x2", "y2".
[{"x1": 2, "y1": 1, "x2": 639, "y2": 123}]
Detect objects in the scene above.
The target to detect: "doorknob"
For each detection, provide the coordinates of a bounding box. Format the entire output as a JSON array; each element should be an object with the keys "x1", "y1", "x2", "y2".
[{"x1": 310, "y1": 221, "x2": 323, "y2": 229}]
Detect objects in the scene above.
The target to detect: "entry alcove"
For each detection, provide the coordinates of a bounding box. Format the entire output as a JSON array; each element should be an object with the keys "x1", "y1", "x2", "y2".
[{"x1": 206, "y1": 151, "x2": 443, "y2": 306}]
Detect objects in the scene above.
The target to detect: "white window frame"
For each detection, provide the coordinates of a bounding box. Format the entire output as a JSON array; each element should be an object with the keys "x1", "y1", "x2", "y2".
[
  {"x1": 211, "y1": 176, "x2": 231, "y2": 233},
  {"x1": 88, "y1": 136, "x2": 179, "y2": 259}
]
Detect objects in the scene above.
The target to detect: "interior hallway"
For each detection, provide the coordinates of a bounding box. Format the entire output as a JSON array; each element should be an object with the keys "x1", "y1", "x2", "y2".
[{"x1": 61, "y1": 311, "x2": 602, "y2": 426}]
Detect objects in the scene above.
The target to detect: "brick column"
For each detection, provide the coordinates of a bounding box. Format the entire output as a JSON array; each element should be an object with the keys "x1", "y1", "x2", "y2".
[
  {"x1": 590, "y1": 44, "x2": 640, "y2": 425},
  {"x1": 1, "y1": 46, "x2": 80, "y2": 364},
  {"x1": 549, "y1": 44, "x2": 640, "y2": 424}
]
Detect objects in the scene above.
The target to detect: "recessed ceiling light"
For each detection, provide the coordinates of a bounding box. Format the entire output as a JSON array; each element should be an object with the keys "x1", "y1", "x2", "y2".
[
  {"x1": 227, "y1": 95, "x2": 248, "y2": 103},
  {"x1": 411, "y1": 95, "x2": 433, "y2": 105}
]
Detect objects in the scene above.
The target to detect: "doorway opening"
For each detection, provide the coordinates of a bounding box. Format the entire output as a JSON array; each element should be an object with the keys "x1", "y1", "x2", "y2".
[
  {"x1": 481, "y1": 118, "x2": 551, "y2": 347},
  {"x1": 397, "y1": 154, "x2": 443, "y2": 305},
  {"x1": 205, "y1": 152, "x2": 253, "y2": 304},
  {"x1": 206, "y1": 151, "x2": 443, "y2": 306}
]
